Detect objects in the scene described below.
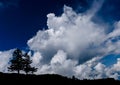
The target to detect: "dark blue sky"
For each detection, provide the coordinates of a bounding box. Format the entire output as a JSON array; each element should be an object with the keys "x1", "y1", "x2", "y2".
[{"x1": 0, "y1": 0, "x2": 120, "y2": 51}]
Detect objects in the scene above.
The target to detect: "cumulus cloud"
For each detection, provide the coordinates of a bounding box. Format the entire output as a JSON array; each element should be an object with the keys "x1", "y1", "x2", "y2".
[
  {"x1": 34, "y1": 50, "x2": 77, "y2": 77},
  {"x1": 26, "y1": 0, "x2": 120, "y2": 80},
  {"x1": 74, "y1": 57, "x2": 120, "y2": 80},
  {"x1": 0, "y1": 49, "x2": 13, "y2": 73},
  {"x1": 31, "y1": 51, "x2": 42, "y2": 65},
  {"x1": 50, "y1": 50, "x2": 77, "y2": 77},
  {"x1": 28, "y1": 5, "x2": 106, "y2": 64},
  {"x1": 17, "y1": 0, "x2": 120, "y2": 80}
]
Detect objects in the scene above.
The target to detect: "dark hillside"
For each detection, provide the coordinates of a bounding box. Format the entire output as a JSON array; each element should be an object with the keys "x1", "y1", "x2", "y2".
[{"x1": 0, "y1": 72, "x2": 119, "y2": 85}]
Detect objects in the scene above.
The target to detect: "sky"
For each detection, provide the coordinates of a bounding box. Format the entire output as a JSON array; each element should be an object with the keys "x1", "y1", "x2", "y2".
[
  {"x1": 0, "y1": 0, "x2": 120, "y2": 51},
  {"x1": 1, "y1": 0, "x2": 120, "y2": 80},
  {"x1": 0, "y1": 0, "x2": 91, "y2": 50}
]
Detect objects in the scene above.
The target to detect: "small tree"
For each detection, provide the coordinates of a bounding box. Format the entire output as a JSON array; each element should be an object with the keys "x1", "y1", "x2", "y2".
[
  {"x1": 23, "y1": 53, "x2": 37, "y2": 74},
  {"x1": 8, "y1": 48, "x2": 24, "y2": 74},
  {"x1": 23, "y1": 53, "x2": 32, "y2": 74},
  {"x1": 8, "y1": 48, "x2": 37, "y2": 74}
]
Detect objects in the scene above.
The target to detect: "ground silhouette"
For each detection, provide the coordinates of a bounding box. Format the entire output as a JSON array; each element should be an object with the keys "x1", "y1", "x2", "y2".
[{"x1": 0, "y1": 72, "x2": 119, "y2": 85}]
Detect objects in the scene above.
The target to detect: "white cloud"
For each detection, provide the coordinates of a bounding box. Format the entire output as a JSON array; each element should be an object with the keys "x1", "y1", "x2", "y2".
[
  {"x1": 74, "y1": 57, "x2": 120, "y2": 80},
  {"x1": 0, "y1": 49, "x2": 13, "y2": 73},
  {"x1": 108, "y1": 21, "x2": 120, "y2": 38},
  {"x1": 50, "y1": 50, "x2": 77, "y2": 77},
  {"x1": 28, "y1": 5, "x2": 106, "y2": 64},
  {"x1": 94, "y1": 63, "x2": 105, "y2": 73},
  {"x1": 74, "y1": 56, "x2": 104, "y2": 79},
  {"x1": 50, "y1": 50, "x2": 67, "y2": 65},
  {"x1": 27, "y1": 0, "x2": 120, "y2": 80},
  {"x1": 31, "y1": 51, "x2": 43, "y2": 66},
  {"x1": 34, "y1": 50, "x2": 77, "y2": 77},
  {"x1": 36, "y1": 64, "x2": 51, "y2": 74},
  {"x1": 112, "y1": 58, "x2": 120, "y2": 71},
  {"x1": 75, "y1": 64, "x2": 92, "y2": 79}
]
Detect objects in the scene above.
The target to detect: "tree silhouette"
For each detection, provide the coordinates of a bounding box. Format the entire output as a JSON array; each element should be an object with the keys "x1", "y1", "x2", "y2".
[
  {"x1": 23, "y1": 53, "x2": 32, "y2": 74},
  {"x1": 23, "y1": 53, "x2": 37, "y2": 74},
  {"x1": 8, "y1": 48, "x2": 24, "y2": 74},
  {"x1": 8, "y1": 48, "x2": 37, "y2": 74}
]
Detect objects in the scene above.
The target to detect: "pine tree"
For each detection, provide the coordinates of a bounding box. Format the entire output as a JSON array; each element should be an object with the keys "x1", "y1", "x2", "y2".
[
  {"x1": 8, "y1": 48, "x2": 37, "y2": 74},
  {"x1": 23, "y1": 53, "x2": 32, "y2": 74},
  {"x1": 23, "y1": 53, "x2": 37, "y2": 74},
  {"x1": 8, "y1": 48, "x2": 24, "y2": 74}
]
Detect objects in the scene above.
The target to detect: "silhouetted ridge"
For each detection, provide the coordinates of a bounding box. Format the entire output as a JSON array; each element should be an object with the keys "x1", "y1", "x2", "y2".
[{"x1": 0, "y1": 72, "x2": 120, "y2": 85}]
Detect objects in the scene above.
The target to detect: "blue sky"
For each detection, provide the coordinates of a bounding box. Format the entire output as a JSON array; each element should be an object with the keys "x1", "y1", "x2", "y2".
[
  {"x1": 1, "y1": 0, "x2": 120, "y2": 79},
  {"x1": 0, "y1": 0, "x2": 89, "y2": 50},
  {"x1": 0, "y1": 0, "x2": 120, "y2": 50}
]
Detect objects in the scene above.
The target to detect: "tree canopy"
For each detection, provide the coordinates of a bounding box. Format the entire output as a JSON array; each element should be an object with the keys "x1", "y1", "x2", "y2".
[{"x1": 8, "y1": 48, "x2": 37, "y2": 74}]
